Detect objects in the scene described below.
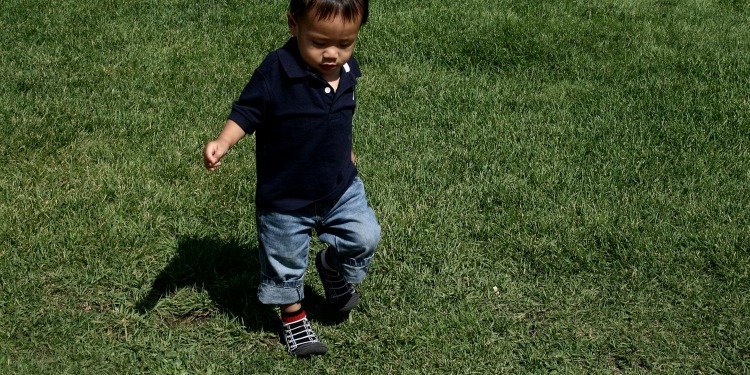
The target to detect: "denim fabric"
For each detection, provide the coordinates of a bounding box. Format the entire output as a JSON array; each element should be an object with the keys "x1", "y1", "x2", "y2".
[{"x1": 256, "y1": 177, "x2": 381, "y2": 305}]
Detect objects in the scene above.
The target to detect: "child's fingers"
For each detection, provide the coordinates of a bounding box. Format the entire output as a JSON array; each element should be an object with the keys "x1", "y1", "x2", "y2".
[
  {"x1": 205, "y1": 156, "x2": 221, "y2": 170},
  {"x1": 203, "y1": 143, "x2": 222, "y2": 170},
  {"x1": 206, "y1": 161, "x2": 221, "y2": 171}
]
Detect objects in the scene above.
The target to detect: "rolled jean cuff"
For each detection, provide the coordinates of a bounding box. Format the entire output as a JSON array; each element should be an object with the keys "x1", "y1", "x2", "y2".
[
  {"x1": 336, "y1": 255, "x2": 373, "y2": 284},
  {"x1": 257, "y1": 278, "x2": 305, "y2": 305}
]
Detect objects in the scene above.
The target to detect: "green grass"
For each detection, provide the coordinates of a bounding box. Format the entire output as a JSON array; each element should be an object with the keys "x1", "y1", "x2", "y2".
[{"x1": 2, "y1": 0, "x2": 749, "y2": 373}]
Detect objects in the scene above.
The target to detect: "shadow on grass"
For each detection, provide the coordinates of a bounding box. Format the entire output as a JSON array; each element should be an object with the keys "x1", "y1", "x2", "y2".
[
  {"x1": 135, "y1": 237, "x2": 348, "y2": 331},
  {"x1": 135, "y1": 237, "x2": 278, "y2": 332}
]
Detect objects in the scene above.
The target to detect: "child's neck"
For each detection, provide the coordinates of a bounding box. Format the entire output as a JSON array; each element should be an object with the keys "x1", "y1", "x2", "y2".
[{"x1": 328, "y1": 76, "x2": 340, "y2": 92}]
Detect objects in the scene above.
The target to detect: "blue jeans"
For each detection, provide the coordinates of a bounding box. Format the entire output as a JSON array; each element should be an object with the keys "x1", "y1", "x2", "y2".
[{"x1": 256, "y1": 177, "x2": 381, "y2": 305}]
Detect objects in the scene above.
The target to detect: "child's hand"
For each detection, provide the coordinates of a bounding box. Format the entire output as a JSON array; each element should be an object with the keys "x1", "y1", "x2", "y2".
[
  {"x1": 204, "y1": 140, "x2": 229, "y2": 171},
  {"x1": 203, "y1": 120, "x2": 246, "y2": 171}
]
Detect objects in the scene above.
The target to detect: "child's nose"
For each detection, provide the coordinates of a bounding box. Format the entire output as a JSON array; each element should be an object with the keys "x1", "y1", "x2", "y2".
[{"x1": 323, "y1": 48, "x2": 338, "y2": 59}]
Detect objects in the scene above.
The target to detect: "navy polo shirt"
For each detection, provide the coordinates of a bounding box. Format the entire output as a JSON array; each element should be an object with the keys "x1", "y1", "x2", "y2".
[{"x1": 229, "y1": 38, "x2": 360, "y2": 212}]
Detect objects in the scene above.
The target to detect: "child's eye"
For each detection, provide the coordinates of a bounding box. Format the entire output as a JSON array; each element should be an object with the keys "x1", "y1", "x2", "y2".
[
  {"x1": 312, "y1": 41, "x2": 325, "y2": 47},
  {"x1": 340, "y1": 42, "x2": 353, "y2": 48}
]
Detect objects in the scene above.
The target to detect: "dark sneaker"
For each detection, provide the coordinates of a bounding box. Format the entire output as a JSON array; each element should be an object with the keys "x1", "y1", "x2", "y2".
[
  {"x1": 315, "y1": 250, "x2": 360, "y2": 312},
  {"x1": 281, "y1": 317, "x2": 328, "y2": 356}
]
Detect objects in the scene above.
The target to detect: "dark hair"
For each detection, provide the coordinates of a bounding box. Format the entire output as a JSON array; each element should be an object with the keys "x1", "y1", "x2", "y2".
[{"x1": 289, "y1": 0, "x2": 369, "y2": 26}]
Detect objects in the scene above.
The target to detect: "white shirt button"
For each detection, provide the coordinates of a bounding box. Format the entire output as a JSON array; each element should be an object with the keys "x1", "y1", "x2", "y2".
[{"x1": 325, "y1": 87, "x2": 331, "y2": 94}]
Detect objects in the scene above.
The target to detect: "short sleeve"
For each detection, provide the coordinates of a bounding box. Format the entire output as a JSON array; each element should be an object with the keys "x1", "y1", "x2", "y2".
[{"x1": 228, "y1": 70, "x2": 268, "y2": 135}]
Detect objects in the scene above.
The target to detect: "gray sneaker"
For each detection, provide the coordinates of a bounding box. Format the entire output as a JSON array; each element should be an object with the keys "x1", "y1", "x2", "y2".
[
  {"x1": 281, "y1": 317, "x2": 328, "y2": 356},
  {"x1": 315, "y1": 250, "x2": 360, "y2": 312}
]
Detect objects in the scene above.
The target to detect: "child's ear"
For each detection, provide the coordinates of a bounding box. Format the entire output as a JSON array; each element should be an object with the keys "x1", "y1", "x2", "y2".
[{"x1": 287, "y1": 12, "x2": 298, "y2": 36}]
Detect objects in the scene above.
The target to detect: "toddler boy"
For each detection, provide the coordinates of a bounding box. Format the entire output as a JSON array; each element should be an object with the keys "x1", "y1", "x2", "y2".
[{"x1": 203, "y1": 0, "x2": 380, "y2": 357}]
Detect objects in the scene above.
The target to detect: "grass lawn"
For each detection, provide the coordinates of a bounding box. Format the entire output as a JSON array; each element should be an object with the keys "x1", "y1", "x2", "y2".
[{"x1": 1, "y1": 0, "x2": 749, "y2": 373}]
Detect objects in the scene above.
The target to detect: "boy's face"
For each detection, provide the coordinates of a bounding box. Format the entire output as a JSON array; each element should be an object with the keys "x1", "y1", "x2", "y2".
[{"x1": 288, "y1": 11, "x2": 362, "y2": 83}]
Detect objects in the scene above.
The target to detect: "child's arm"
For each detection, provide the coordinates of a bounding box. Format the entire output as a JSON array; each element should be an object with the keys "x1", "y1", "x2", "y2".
[{"x1": 203, "y1": 119, "x2": 246, "y2": 171}]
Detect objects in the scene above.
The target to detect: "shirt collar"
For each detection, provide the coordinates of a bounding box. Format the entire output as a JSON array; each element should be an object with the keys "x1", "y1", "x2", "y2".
[{"x1": 278, "y1": 37, "x2": 362, "y2": 81}]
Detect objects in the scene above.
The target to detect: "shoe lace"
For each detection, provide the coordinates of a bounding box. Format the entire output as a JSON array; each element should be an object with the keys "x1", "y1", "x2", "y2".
[
  {"x1": 321, "y1": 269, "x2": 356, "y2": 300},
  {"x1": 284, "y1": 318, "x2": 319, "y2": 352}
]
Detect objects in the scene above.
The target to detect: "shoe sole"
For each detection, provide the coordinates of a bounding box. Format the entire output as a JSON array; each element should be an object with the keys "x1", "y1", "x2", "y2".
[{"x1": 290, "y1": 342, "x2": 328, "y2": 356}]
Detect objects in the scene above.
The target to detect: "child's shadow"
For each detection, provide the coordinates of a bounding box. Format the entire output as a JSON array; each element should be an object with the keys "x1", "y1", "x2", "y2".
[
  {"x1": 134, "y1": 237, "x2": 278, "y2": 332},
  {"x1": 134, "y1": 237, "x2": 347, "y2": 331}
]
